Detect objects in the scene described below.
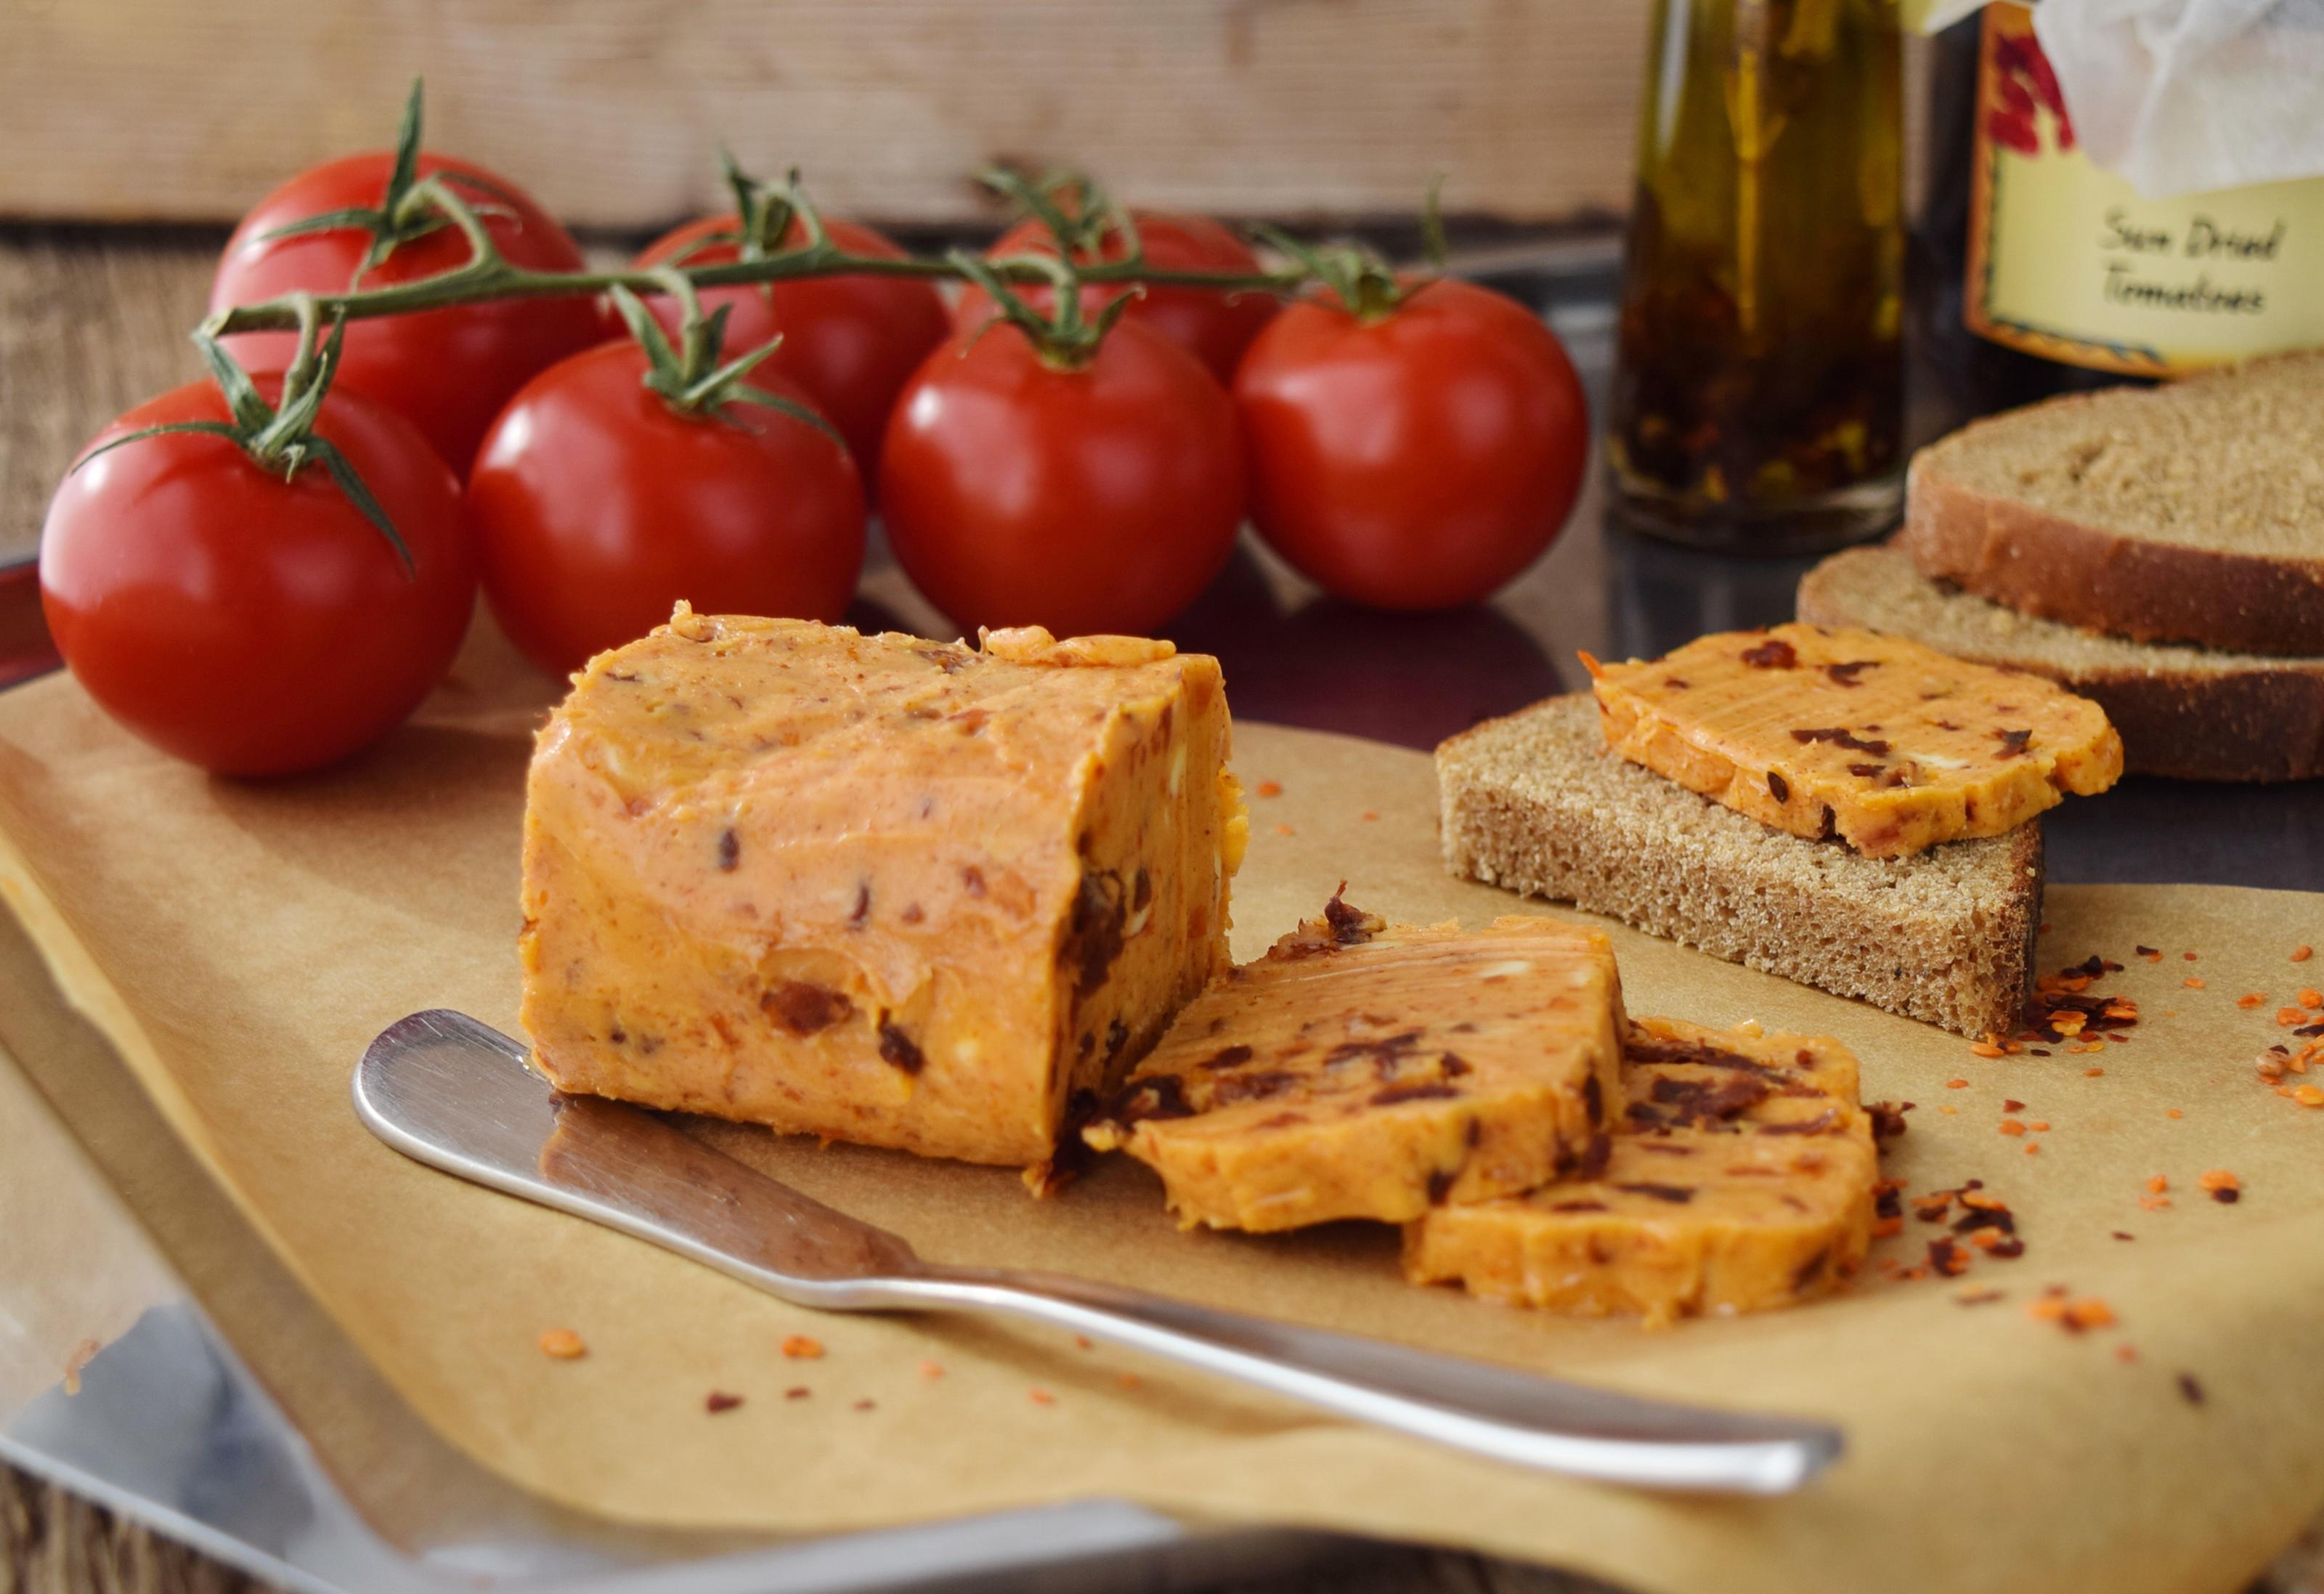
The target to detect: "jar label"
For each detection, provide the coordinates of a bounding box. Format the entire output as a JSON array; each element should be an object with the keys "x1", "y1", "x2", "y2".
[{"x1": 1965, "y1": 1, "x2": 2324, "y2": 374}]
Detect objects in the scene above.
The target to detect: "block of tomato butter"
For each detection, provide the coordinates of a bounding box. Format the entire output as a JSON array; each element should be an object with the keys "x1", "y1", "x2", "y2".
[{"x1": 519, "y1": 606, "x2": 1247, "y2": 1172}]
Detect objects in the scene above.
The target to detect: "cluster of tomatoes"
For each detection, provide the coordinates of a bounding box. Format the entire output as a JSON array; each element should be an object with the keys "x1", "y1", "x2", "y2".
[{"x1": 39, "y1": 126, "x2": 1588, "y2": 778}]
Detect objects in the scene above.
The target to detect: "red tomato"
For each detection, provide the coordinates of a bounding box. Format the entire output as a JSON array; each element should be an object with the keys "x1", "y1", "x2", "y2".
[
  {"x1": 952, "y1": 211, "x2": 1279, "y2": 384},
  {"x1": 39, "y1": 379, "x2": 474, "y2": 776},
  {"x1": 468, "y1": 341, "x2": 866, "y2": 677},
  {"x1": 633, "y1": 215, "x2": 950, "y2": 479},
  {"x1": 879, "y1": 320, "x2": 1244, "y2": 638},
  {"x1": 211, "y1": 153, "x2": 606, "y2": 473},
  {"x1": 1234, "y1": 279, "x2": 1588, "y2": 610}
]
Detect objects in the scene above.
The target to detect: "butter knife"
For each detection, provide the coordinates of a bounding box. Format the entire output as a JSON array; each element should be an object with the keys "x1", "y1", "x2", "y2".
[{"x1": 354, "y1": 1009, "x2": 1842, "y2": 1494}]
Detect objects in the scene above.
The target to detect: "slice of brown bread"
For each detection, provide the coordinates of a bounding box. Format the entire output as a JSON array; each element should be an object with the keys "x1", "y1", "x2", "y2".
[
  {"x1": 1901, "y1": 351, "x2": 2324, "y2": 656},
  {"x1": 1437, "y1": 694, "x2": 2040, "y2": 1038},
  {"x1": 1800, "y1": 545, "x2": 2324, "y2": 783}
]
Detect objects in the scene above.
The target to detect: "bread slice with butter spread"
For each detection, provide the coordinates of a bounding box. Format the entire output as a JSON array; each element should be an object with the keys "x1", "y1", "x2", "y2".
[
  {"x1": 1582, "y1": 623, "x2": 2121, "y2": 858},
  {"x1": 1437, "y1": 694, "x2": 2041, "y2": 1038}
]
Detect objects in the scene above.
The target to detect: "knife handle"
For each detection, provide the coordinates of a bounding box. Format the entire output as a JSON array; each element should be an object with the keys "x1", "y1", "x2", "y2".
[{"x1": 874, "y1": 1264, "x2": 1840, "y2": 1493}]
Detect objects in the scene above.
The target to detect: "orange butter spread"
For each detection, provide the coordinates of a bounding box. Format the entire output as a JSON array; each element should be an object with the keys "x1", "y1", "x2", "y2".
[
  {"x1": 1583, "y1": 623, "x2": 2122, "y2": 858},
  {"x1": 1083, "y1": 895, "x2": 1626, "y2": 1232},
  {"x1": 519, "y1": 606, "x2": 1245, "y2": 1172},
  {"x1": 1402, "y1": 1017, "x2": 1876, "y2": 1325}
]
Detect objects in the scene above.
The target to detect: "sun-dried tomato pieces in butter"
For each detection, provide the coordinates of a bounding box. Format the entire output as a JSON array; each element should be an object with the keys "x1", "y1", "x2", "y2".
[
  {"x1": 1583, "y1": 624, "x2": 2122, "y2": 858},
  {"x1": 1402, "y1": 1017, "x2": 1877, "y2": 1325},
  {"x1": 1082, "y1": 898, "x2": 1626, "y2": 1232},
  {"x1": 519, "y1": 606, "x2": 1245, "y2": 1173}
]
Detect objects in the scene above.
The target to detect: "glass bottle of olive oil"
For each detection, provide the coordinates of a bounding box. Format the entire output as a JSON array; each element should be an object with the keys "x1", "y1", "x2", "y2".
[{"x1": 1606, "y1": 0, "x2": 1906, "y2": 553}]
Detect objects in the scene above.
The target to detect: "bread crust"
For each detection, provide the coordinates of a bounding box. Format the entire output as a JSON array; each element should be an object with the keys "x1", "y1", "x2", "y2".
[
  {"x1": 1798, "y1": 551, "x2": 2324, "y2": 783},
  {"x1": 1902, "y1": 427, "x2": 2324, "y2": 659}
]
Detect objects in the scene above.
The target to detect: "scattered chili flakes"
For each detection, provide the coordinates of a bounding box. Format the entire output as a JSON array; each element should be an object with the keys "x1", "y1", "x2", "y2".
[
  {"x1": 1255, "y1": 780, "x2": 1283, "y2": 798},
  {"x1": 1360, "y1": 810, "x2": 1379, "y2": 823},
  {"x1": 2139, "y1": 1195, "x2": 2173, "y2": 1211},
  {"x1": 2177, "y1": 1373, "x2": 2206, "y2": 1406},
  {"x1": 918, "y1": 1359, "x2": 945, "y2": 1379},
  {"x1": 2166, "y1": 1108, "x2": 2183, "y2": 1119},
  {"x1": 1028, "y1": 1387, "x2": 1057, "y2": 1406},
  {"x1": 2183, "y1": 977, "x2": 2206, "y2": 989},
  {"x1": 1946, "y1": 1078, "x2": 1970, "y2": 1089},
  {"x1": 2002, "y1": 1097, "x2": 2025, "y2": 1111},
  {"x1": 1272, "y1": 823, "x2": 1296, "y2": 837},
  {"x1": 2084, "y1": 1068, "x2": 2105, "y2": 1078},
  {"x1": 2183, "y1": 951, "x2": 2199, "y2": 962},
  {"x1": 2296, "y1": 1086, "x2": 2324, "y2": 1107},
  {"x1": 1866, "y1": 1100, "x2": 1913, "y2": 1141},
  {"x1": 1927, "y1": 1238, "x2": 1970, "y2": 1276},
  {"x1": 1073, "y1": 1334, "x2": 1094, "y2": 1350},
  {"x1": 2301, "y1": 989, "x2": 2323, "y2": 1009},
  {"x1": 786, "y1": 1386, "x2": 811, "y2": 1400},
  {"x1": 2237, "y1": 993, "x2": 2266, "y2": 1009},
  {"x1": 537, "y1": 1327, "x2": 588, "y2": 1360},
  {"x1": 2146, "y1": 1175, "x2": 2169, "y2": 1194},
  {"x1": 2293, "y1": 946, "x2": 2314, "y2": 963},
  {"x1": 2028, "y1": 1120, "x2": 2049, "y2": 1131},
  {"x1": 853, "y1": 1399, "x2": 877, "y2": 1412},
  {"x1": 2023, "y1": 962, "x2": 2139, "y2": 1046},
  {"x1": 2135, "y1": 945, "x2": 2161, "y2": 961},
  {"x1": 2115, "y1": 1344, "x2": 2140, "y2": 1365},
  {"x1": 1970, "y1": 1038, "x2": 2006, "y2": 1059},
  {"x1": 2277, "y1": 1007, "x2": 2307, "y2": 1026},
  {"x1": 1955, "y1": 1285, "x2": 2007, "y2": 1306},
  {"x1": 2112, "y1": 1231, "x2": 2135, "y2": 1241},
  {"x1": 706, "y1": 1391, "x2": 744, "y2": 1413},
  {"x1": 2028, "y1": 1291, "x2": 2116, "y2": 1332},
  {"x1": 2023, "y1": 1142, "x2": 2041, "y2": 1155},
  {"x1": 1998, "y1": 1118, "x2": 2028, "y2": 1136},
  {"x1": 2197, "y1": 1169, "x2": 2240, "y2": 1203},
  {"x1": 1118, "y1": 1371, "x2": 1142, "y2": 1390},
  {"x1": 781, "y1": 1334, "x2": 826, "y2": 1359}
]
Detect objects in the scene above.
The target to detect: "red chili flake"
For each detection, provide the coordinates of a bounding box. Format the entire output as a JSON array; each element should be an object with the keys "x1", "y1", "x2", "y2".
[
  {"x1": 706, "y1": 1391, "x2": 744, "y2": 1413},
  {"x1": 785, "y1": 1386, "x2": 811, "y2": 1400},
  {"x1": 2177, "y1": 1373, "x2": 2205, "y2": 1405},
  {"x1": 1255, "y1": 780, "x2": 1283, "y2": 798},
  {"x1": 1742, "y1": 638, "x2": 1797, "y2": 669}
]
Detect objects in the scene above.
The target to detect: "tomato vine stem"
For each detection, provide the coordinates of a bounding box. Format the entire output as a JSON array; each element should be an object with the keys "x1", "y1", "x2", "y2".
[
  {"x1": 203, "y1": 84, "x2": 1326, "y2": 339},
  {"x1": 203, "y1": 246, "x2": 1308, "y2": 338}
]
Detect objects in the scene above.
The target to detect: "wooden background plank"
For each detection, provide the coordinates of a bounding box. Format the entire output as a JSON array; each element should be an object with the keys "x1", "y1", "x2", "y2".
[{"x1": 0, "y1": 1, "x2": 1649, "y2": 230}]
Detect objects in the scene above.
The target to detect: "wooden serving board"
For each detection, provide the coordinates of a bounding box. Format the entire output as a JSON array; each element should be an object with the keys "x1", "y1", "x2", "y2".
[{"x1": 0, "y1": 633, "x2": 2320, "y2": 1594}]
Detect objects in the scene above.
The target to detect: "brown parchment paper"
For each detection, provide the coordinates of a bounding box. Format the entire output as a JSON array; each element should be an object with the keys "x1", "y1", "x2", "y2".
[{"x1": 1, "y1": 623, "x2": 2321, "y2": 1594}]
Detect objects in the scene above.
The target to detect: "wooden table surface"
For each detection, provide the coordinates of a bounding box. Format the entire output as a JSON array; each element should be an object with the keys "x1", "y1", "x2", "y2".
[{"x1": 2, "y1": 225, "x2": 2321, "y2": 1594}]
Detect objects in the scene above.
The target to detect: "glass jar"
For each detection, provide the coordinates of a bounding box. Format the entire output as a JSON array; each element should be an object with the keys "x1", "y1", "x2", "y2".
[
  {"x1": 1606, "y1": 0, "x2": 1906, "y2": 553},
  {"x1": 1919, "y1": 1, "x2": 2324, "y2": 428}
]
